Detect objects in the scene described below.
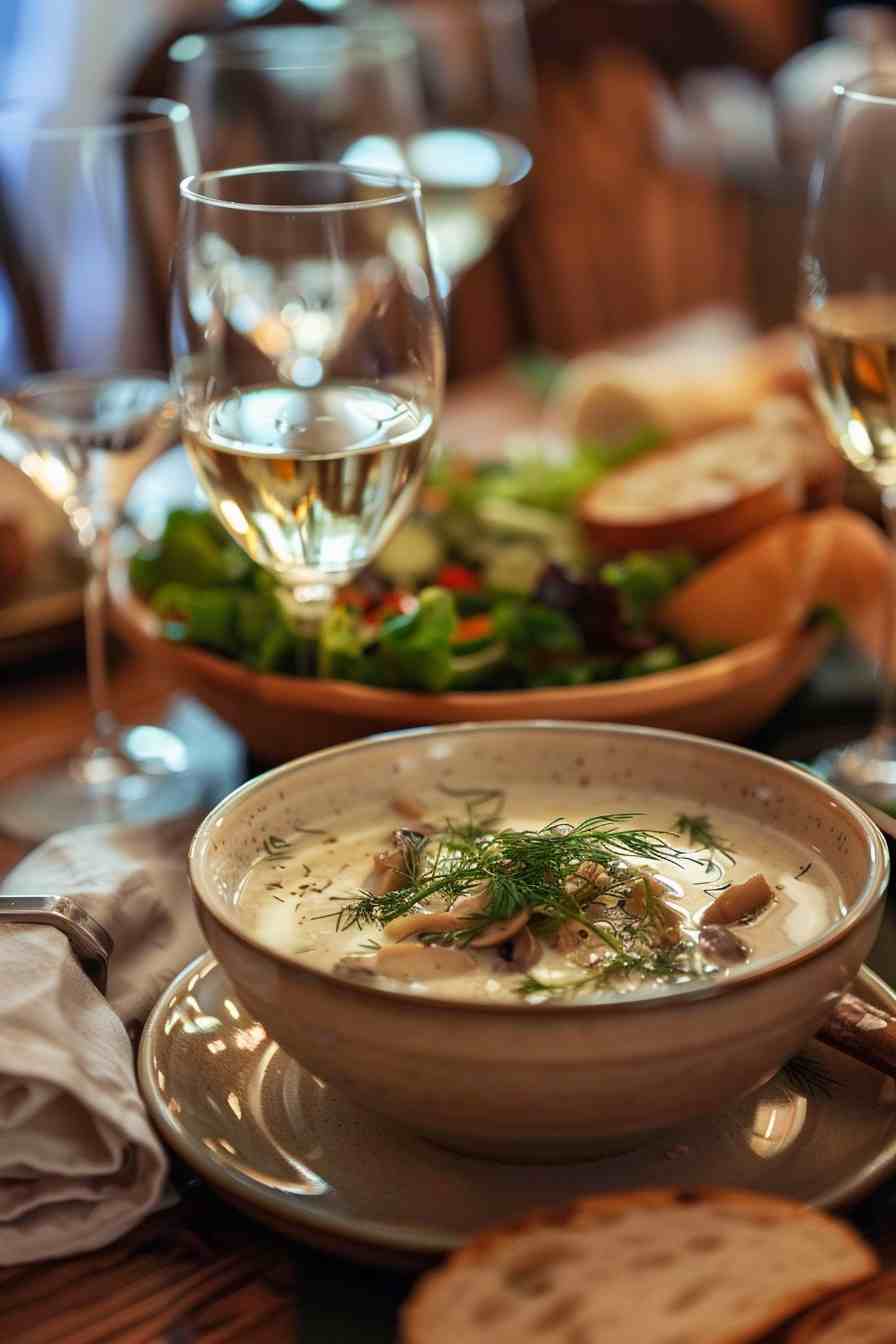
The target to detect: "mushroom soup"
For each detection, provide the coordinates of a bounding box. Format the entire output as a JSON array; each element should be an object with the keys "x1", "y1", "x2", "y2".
[{"x1": 235, "y1": 785, "x2": 845, "y2": 1004}]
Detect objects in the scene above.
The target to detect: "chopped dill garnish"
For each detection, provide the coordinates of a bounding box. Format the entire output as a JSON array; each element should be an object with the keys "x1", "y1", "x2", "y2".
[
  {"x1": 333, "y1": 813, "x2": 683, "y2": 962},
  {"x1": 263, "y1": 835, "x2": 294, "y2": 859},
  {"x1": 437, "y1": 782, "x2": 506, "y2": 843},
  {"x1": 779, "y1": 1053, "x2": 837, "y2": 1099},
  {"x1": 357, "y1": 938, "x2": 382, "y2": 954},
  {"x1": 674, "y1": 813, "x2": 735, "y2": 866},
  {"x1": 516, "y1": 943, "x2": 701, "y2": 1001},
  {"x1": 794, "y1": 862, "x2": 813, "y2": 880}
]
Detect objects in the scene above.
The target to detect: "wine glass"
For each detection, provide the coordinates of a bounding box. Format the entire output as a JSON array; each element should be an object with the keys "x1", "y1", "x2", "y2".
[
  {"x1": 801, "y1": 72, "x2": 896, "y2": 802},
  {"x1": 0, "y1": 97, "x2": 204, "y2": 842},
  {"x1": 170, "y1": 163, "x2": 445, "y2": 619},
  {"x1": 383, "y1": 0, "x2": 534, "y2": 284},
  {"x1": 168, "y1": 3, "x2": 534, "y2": 292}
]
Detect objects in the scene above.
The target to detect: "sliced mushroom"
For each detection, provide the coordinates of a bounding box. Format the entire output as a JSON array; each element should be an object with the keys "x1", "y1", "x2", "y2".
[
  {"x1": 625, "y1": 873, "x2": 668, "y2": 917},
  {"x1": 564, "y1": 861, "x2": 609, "y2": 898},
  {"x1": 372, "y1": 942, "x2": 477, "y2": 980},
  {"x1": 651, "y1": 900, "x2": 682, "y2": 947},
  {"x1": 699, "y1": 926, "x2": 750, "y2": 966},
  {"x1": 509, "y1": 924, "x2": 542, "y2": 971},
  {"x1": 384, "y1": 908, "x2": 468, "y2": 941},
  {"x1": 370, "y1": 847, "x2": 405, "y2": 897},
  {"x1": 624, "y1": 874, "x2": 681, "y2": 945},
  {"x1": 701, "y1": 874, "x2": 773, "y2": 927},
  {"x1": 550, "y1": 919, "x2": 590, "y2": 954},
  {"x1": 383, "y1": 884, "x2": 491, "y2": 942},
  {"x1": 470, "y1": 910, "x2": 529, "y2": 948}
]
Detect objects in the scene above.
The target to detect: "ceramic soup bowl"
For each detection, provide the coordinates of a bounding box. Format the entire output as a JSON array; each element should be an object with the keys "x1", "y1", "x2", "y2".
[{"x1": 190, "y1": 723, "x2": 888, "y2": 1161}]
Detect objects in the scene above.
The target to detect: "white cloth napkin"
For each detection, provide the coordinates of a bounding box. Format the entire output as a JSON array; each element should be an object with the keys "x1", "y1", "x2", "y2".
[{"x1": 0, "y1": 818, "x2": 206, "y2": 1265}]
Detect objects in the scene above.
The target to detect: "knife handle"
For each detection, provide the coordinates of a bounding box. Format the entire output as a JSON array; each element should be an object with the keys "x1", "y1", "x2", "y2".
[{"x1": 0, "y1": 896, "x2": 113, "y2": 994}]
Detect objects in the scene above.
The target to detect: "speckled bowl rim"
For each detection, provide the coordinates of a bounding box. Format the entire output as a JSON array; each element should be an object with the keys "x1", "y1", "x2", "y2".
[{"x1": 189, "y1": 722, "x2": 890, "y2": 1014}]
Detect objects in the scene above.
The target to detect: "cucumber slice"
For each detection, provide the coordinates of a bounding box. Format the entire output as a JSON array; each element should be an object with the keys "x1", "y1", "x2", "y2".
[
  {"x1": 449, "y1": 641, "x2": 508, "y2": 689},
  {"x1": 475, "y1": 497, "x2": 571, "y2": 542},
  {"x1": 483, "y1": 542, "x2": 546, "y2": 596}
]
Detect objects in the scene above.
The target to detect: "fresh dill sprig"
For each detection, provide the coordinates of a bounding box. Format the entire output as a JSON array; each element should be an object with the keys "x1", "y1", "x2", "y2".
[
  {"x1": 333, "y1": 814, "x2": 682, "y2": 960},
  {"x1": 437, "y1": 782, "x2": 506, "y2": 843},
  {"x1": 674, "y1": 813, "x2": 735, "y2": 865},
  {"x1": 516, "y1": 943, "x2": 700, "y2": 1001}
]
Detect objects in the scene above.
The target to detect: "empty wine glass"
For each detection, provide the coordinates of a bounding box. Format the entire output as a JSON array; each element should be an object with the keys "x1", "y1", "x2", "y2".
[
  {"x1": 170, "y1": 163, "x2": 445, "y2": 619},
  {"x1": 0, "y1": 97, "x2": 204, "y2": 841},
  {"x1": 801, "y1": 73, "x2": 896, "y2": 802},
  {"x1": 168, "y1": 2, "x2": 534, "y2": 292}
]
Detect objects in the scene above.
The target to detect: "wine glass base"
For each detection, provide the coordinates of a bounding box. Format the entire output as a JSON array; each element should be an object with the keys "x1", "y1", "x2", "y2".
[
  {"x1": 812, "y1": 736, "x2": 896, "y2": 809},
  {"x1": 0, "y1": 730, "x2": 205, "y2": 845}
]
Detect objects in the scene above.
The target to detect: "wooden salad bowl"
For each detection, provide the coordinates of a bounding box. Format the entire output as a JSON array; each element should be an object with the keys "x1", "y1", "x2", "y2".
[{"x1": 110, "y1": 563, "x2": 831, "y2": 763}]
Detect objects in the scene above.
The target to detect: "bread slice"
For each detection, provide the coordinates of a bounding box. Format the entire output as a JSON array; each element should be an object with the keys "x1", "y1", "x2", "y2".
[
  {"x1": 788, "y1": 1273, "x2": 896, "y2": 1343},
  {"x1": 401, "y1": 1188, "x2": 877, "y2": 1344},
  {"x1": 578, "y1": 421, "x2": 805, "y2": 556},
  {"x1": 552, "y1": 327, "x2": 808, "y2": 447},
  {"x1": 658, "y1": 507, "x2": 891, "y2": 653},
  {"x1": 753, "y1": 396, "x2": 844, "y2": 508}
]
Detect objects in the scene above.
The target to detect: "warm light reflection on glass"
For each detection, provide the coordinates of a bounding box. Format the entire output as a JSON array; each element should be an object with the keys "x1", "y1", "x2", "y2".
[
  {"x1": 234, "y1": 1023, "x2": 267, "y2": 1052},
  {"x1": 207, "y1": 1039, "x2": 226, "y2": 1054},
  {"x1": 227, "y1": 1090, "x2": 242, "y2": 1119},
  {"x1": 223, "y1": 998, "x2": 241, "y2": 1021},
  {"x1": 747, "y1": 1094, "x2": 808, "y2": 1158},
  {"x1": 220, "y1": 500, "x2": 248, "y2": 535}
]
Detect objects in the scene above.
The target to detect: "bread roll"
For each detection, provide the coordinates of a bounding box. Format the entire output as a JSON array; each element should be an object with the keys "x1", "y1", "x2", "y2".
[
  {"x1": 402, "y1": 1187, "x2": 877, "y2": 1344},
  {"x1": 658, "y1": 508, "x2": 891, "y2": 655},
  {"x1": 552, "y1": 327, "x2": 807, "y2": 446}
]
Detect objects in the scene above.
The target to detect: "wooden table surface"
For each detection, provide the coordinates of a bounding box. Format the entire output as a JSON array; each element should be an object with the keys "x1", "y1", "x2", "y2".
[{"x1": 5, "y1": 358, "x2": 896, "y2": 1342}]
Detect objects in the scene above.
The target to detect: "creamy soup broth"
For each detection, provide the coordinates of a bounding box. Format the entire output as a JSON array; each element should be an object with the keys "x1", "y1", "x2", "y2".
[{"x1": 235, "y1": 786, "x2": 845, "y2": 1005}]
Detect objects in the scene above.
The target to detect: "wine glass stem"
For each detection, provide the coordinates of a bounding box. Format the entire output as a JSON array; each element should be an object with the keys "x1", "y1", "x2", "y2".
[
  {"x1": 82, "y1": 526, "x2": 120, "y2": 757},
  {"x1": 872, "y1": 486, "x2": 896, "y2": 750},
  {"x1": 292, "y1": 581, "x2": 336, "y2": 633}
]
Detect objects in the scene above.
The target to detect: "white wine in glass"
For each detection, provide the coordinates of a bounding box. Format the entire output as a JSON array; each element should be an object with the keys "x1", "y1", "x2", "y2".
[
  {"x1": 184, "y1": 381, "x2": 436, "y2": 589},
  {"x1": 171, "y1": 163, "x2": 445, "y2": 616},
  {"x1": 801, "y1": 73, "x2": 896, "y2": 800},
  {"x1": 805, "y1": 293, "x2": 896, "y2": 485}
]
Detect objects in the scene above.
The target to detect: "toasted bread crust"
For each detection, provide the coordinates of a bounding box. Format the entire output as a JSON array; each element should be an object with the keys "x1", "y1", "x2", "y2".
[
  {"x1": 401, "y1": 1187, "x2": 878, "y2": 1344},
  {"x1": 787, "y1": 1272, "x2": 896, "y2": 1342},
  {"x1": 578, "y1": 428, "x2": 805, "y2": 557},
  {"x1": 658, "y1": 507, "x2": 891, "y2": 654}
]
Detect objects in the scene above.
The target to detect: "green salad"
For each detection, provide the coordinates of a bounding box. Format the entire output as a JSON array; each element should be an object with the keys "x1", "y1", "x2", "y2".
[{"x1": 130, "y1": 431, "x2": 706, "y2": 693}]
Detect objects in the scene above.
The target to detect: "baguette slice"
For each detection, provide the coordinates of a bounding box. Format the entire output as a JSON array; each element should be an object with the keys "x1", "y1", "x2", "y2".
[
  {"x1": 552, "y1": 327, "x2": 807, "y2": 446},
  {"x1": 401, "y1": 1188, "x2": 877, "y2": 1344},
  {"x1": 579, "y1": 421, "x2": 805, "y2": 556},
  {"x1": 658, "y1": 507, "x2": 891, "y2": 655},
  {"x1": 788, "y1": 1272, "x2": 896, "y2": 1343}
]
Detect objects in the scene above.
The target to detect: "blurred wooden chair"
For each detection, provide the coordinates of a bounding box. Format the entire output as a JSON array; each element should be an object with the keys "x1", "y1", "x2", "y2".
[
  {"x1": 450, "y1": 0, "x2": 809, "y2": 374},
  {"x1": 122, "y1": 0, "x2": 807, "y2": 378}
]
